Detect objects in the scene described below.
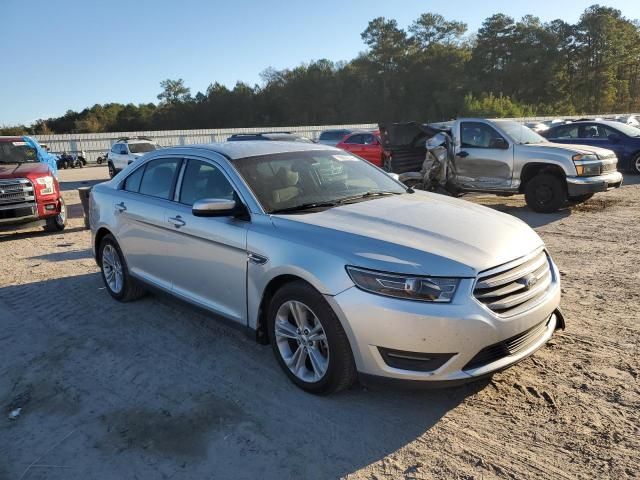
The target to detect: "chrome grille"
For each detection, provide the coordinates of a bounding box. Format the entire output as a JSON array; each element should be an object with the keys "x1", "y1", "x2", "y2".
[
  {"x1": 474, "y1": 248, "x2": 552, "y2": 316},
  {"x1": 0, "y1": 178, "x2": 35, "y2": 206}
]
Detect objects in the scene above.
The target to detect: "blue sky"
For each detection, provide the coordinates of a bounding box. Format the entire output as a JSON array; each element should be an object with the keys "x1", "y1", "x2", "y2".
[{"x1": 1, "y1": 0, "x2": 639, "y2": 125}]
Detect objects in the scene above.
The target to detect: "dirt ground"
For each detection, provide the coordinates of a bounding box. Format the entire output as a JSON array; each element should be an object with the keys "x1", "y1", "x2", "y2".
[{"x1": 1, "y1": 166, "x2": 638, "y2": 480}]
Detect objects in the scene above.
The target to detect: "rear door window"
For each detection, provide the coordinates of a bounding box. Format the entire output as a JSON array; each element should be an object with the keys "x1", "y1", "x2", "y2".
[
  {"x1": 138, "y1": 158, "x2": 181, "y2": 200},
  {"x1": 550, "y1": 125, "x2": 579, "y2": 139},
  {"x1": 123, "y1": 166, "x2": 145, "y2": 193}
]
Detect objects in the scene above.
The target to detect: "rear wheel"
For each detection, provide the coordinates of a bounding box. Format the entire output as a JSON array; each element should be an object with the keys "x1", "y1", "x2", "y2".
[
  {"x1": 99, "y1": 234, "x2": 146, "y2": 302},
  {"x1": 267, "y1": 281, "x2": 356, "y2": 394},
  {"x1": 43, "y1": 198, "x2": 67, "y2": 232},
  {"x1": 524, "y1": 173, "x2": 567, "y2": 213}
]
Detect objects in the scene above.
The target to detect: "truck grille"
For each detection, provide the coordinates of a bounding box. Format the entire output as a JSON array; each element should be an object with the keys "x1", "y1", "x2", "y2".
[
  {"x1": 473, "y1": 248, "x2": 552, "y2": 316},
  {"x1": 0, "y1": 178, "x2": 35, "y2": 206}
]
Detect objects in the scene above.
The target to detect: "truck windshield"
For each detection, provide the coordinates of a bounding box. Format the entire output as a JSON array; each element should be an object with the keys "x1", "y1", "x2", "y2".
[
  {"x1": 0, "y1": 143, "x2": 38, "y2": 164},
  {"x1": 495, "y1": 121, "x2": 548, "y2": 144}
]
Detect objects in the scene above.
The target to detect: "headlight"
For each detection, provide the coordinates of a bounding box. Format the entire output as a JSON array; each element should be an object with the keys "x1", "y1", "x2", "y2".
[
  {"x1": 572, "y1": 154, "x2": 602, "y2": 176},
  {"x1": 35, "y1": 175, "x2": 55, "y2": 195},
  {"x1": 346, "y1": 266, "x2": 459, "y2": 302}
]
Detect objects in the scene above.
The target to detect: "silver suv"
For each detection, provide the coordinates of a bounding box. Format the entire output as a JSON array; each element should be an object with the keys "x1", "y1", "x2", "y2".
[{"x1": 90, "y1": 141, "x2": 563, "y2": 394}]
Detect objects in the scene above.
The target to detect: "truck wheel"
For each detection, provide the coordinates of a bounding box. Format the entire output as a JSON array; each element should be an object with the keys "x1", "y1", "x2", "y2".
[
  {"x1": 108, "y1": 162, "x2": 116, "y2": 178},
  {"x1": 99, "y1": 234, "x2": 146, "y2": 302},
  {"x1": 43, "y1": 198, "x2": 67, "y2": 232},
  {"x1": 524, "y1": 174, "x2": 567, "y2": 213},
  {"x1": 267, "y1": 281, "x2": 357, "y2": 394}
]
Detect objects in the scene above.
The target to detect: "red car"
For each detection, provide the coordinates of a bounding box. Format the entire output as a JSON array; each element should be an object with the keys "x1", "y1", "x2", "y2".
[
  {"x1": 336, "y1": 131, "x2": 384, "y2": 167},
  {"x1": 0, "y1": 137, "x2": 67, "y2": 232}
]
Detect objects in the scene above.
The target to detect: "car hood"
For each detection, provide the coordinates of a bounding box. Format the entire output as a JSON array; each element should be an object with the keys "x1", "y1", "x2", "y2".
[
  {"x1": 271, "y1": 191, "x2": 543, "y2": 277},
  {"x1": 524, "y1": 142, "x2": 616, "y2": 159},
  {"x1": 0, "y1": 162, "x2": 51, "y2": 179}
]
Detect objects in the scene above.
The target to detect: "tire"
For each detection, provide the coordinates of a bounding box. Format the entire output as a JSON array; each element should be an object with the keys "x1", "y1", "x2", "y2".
[
  {"x1": 98, "y1": 234, "x2": 146, "y2": 302},
  {"x1": 267, "y1": 281, "x2": 357, "y2": 394},
  {"x1": 43, "y1": 198, "x2": 67, "y2": 232},
  {"x1": 108, "y1": 162, "x2": 116, "y2": 178},
  {"x1": 569, "y1": 193, "x2": 594, "y2": 204},
  {"x1": 631, "y1": 153, "x2": 640, "y2": 175},
  {"x1": 524, "y1": 173, "x2": 567, "y2": 213},
  {"x1": 382, "y1": 156, "x2": 392, "y2": 172}
]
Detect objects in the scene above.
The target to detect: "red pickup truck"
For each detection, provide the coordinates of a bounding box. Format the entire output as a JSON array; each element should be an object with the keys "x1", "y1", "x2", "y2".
[{"x1": 0, "y1": 137, "x2": 67, "y2": 232}]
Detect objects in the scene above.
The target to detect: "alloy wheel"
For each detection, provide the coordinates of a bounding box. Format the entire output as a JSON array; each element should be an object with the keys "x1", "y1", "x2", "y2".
[
  {"x1": 102, "y1": 244, "x2": 124, "y2": 294},
  {"x1": 274, "y1": 300, "x2": 329, "y2": 383}
]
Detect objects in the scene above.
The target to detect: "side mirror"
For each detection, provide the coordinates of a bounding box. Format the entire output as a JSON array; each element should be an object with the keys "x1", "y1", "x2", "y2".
[
  {"x1": 489, "y1": 138, "x2": 509, "y2": 149},
  {"x1": 192, "y1": 198, "x2": 239, "y2": 217},
  {"x1": 608, "y1": 133, "x2": 621, "y2": 143}
]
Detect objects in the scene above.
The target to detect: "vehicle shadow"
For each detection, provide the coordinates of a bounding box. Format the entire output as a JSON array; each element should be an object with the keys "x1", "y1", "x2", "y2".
[
  {"x1": 0, "y1": 273, "x2": 485, "y2": 479},
  {"x1": 0, "y1": 226, "x2": 87, "y2": 242},
  {"x1": 483, "y1": 203, "x2": 571, "y2": 228},
  {"x1": 58, "y1": 177, "x2": 107, "y2": 192},
  {"x1": 28, "y1": 248, "x2": 93, "y2": 262}
]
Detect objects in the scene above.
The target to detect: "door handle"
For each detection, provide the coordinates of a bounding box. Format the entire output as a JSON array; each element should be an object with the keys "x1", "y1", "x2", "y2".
[
  {"x1": 456, "y1": 151, "x2": 469, "y2": 158},
  {"x1": 168, "y1": 215, "x2": 186, "y2": 228},
  {"x1": 115, "y1": 202, "x2": 127, "y2": 212}
]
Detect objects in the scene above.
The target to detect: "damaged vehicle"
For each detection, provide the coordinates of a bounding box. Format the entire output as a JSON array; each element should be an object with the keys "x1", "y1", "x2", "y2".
[{"x1": 380, "y1": 119, "x2": 623, "y2": 213}]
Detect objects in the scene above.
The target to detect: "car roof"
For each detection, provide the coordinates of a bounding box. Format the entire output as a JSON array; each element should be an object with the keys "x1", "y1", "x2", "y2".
[
  {"x1": 549, "y1": 120, "x2": 621, "y2": 129},
  {"x1": 163, "y1": 141, "x2": 338, "y2": 160}
]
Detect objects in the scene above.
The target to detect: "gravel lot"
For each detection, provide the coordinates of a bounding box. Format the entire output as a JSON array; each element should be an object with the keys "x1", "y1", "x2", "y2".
[{"x1": 1, "y1": 166, "x2": 638, "y2": 480}]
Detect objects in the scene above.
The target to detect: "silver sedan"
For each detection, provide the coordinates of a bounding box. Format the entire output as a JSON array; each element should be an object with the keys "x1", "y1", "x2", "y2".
[{"x1": 90, "y1": 141, "x2": 563, "y2": 394}]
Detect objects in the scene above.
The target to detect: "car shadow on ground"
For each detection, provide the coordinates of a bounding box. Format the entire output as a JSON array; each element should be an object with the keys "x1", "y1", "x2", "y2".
[
  {"x1": 483, "y1": 203, "x2": 571, "y2": 228},
  {"x1": 0, "y1": 226, "x2": 87, "y2": 242},
  {"x1": 28, "y1": 248, "x2": 93, "y2": 263},
  {"x1": 0, "y1": 273, "x2": 486, "y2": 479}
]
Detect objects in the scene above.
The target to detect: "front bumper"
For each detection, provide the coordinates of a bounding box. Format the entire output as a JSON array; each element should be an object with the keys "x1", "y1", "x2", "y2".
[
  {"x1": 326, "y1": 261, "x2": 561, "y2": 383},
  {"x1": 566, "y1": 171, "x2": 623, "y2": 197}
]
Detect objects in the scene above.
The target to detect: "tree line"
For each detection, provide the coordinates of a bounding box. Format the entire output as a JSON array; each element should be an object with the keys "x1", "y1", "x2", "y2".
[{"x1": 3, "y1": 4, "x2": 639, "y2": 136}]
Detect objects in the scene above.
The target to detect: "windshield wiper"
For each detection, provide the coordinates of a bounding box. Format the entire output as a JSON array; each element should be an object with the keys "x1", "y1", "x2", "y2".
[
  {"x1": 336, "y1": 191, "x2": 400, "y2": 204},
  {"x1": 270, "y1": 201, "x2": 338, "y2": 214}
]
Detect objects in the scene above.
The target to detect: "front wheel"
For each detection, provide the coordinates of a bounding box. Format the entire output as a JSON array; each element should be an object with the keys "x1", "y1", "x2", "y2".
[
  {"x1": 267, "y1": 281, "x2": 357, "y2": 394},
  {"x1": 43, "y1": 198, "x2": 67, "y2": 232},
  {"x1": 108, "y1": 162, "x2": 116, "y2": 178},
  {"x1": 524, "y1": 173, "x2": 567, "y2": 213},
  {"x1": 631, "y1": 153, "x2": 640, "y2": 175}
]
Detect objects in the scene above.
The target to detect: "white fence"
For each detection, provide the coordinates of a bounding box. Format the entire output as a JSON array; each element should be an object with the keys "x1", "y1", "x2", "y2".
[
  {"x1": 34, "y1": 114, "x2": 637, "y2": 163},
  {"x1": 34, "y1": 124, "x2": 377, "y2": 163}
]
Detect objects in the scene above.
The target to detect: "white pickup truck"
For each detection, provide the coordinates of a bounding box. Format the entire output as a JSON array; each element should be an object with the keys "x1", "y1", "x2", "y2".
[{"x1": 380, "y1": 118, "x2": 623, "y2": 212}]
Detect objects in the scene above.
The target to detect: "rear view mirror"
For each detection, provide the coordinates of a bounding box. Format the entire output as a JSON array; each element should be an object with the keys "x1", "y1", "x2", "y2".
[
  {"x1": 192, "y1": 198, "x2": 238, "y2": 217},
  {"x1": 489, "y1": 138, "x2": 509, "y2": 149}
]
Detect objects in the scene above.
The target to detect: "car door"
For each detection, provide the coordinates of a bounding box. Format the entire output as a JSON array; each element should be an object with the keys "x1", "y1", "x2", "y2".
[
  {"x1": 359, "y1": 133, "x2": 383, "y2": 166},
  {"x1": 110, "y1": 143, "x2": 123, "y2": 169},
  {"x1": 112, "y1": 157, "x2": 182, "y2": 290},
  {"x1": 454, "y1": 121, "x2": 514, "y2": 190},
  {"x1": 164, "y1": 158, "x2": 249, "y2": 324}
]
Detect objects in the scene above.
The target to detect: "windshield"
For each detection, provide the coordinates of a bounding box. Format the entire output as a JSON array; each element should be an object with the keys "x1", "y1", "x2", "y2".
[
  {"x1": 0, "y1": 142, "x2": 38, "y2": 164},
  {"x1": 495, "y1": 121, "x2": 548, "y2": 144},
  {"x1": 319, "y1": 131, "x2": 349, "y2": 141},
  {"x1": 129, "y1": 142, "x2": 158, "y2": 154},
  {"x1": 611, "y1": 122, "x2": 640, "y2": 137},
  {"x1": 233, "y1": 150, "x2": 406, "y2": 213}
]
